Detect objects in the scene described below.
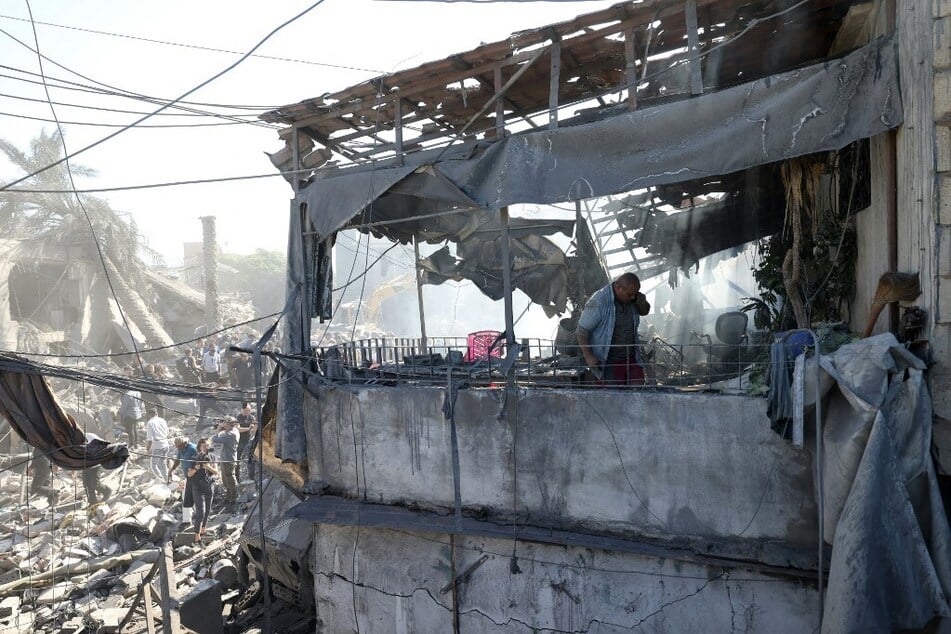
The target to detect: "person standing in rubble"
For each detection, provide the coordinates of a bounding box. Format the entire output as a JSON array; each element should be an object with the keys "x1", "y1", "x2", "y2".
[
  {"x1": 118, "y1": 369, "x2": 143, "y2": 448},
  {"x1": 176, "y1": 348, "x2": 201, "y2": 383},
  {"x1": 234, "y1": 402, "x2": 257, "y2": 482},
  {"x1": 29, "y1": 448, "x2": 58, "y2": 504},
  {"x1": 212, "y1": 416, "x2": 240, "y2": 508},
  {"x1": 202, "y1": 343, "x2": 221, "y2": 383},
  {"x1": 144, "y1": 408, "x2": 170, "y2": 480},
  {"x1": 81, "y1": 432, "x2": 111, "y2": 506},
  {"x1": 168, "y1": 436, "x2": 198, "y2": 521},
  {"x1": 577, "y1": 272, "x2": 651, "y2": 386},
  {"x1": 187, "y1": 437, "x2": 217, "y2": 542}
]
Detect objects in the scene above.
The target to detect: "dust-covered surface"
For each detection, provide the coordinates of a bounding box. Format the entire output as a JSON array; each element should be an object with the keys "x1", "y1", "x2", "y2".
[{"x1": 819, "y1": 334, "x2": 951, "y2": 632}]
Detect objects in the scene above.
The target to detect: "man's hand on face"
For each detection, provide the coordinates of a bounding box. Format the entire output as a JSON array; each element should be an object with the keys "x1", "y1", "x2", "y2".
[{"x1": 634, "y1": 291, "x2": 650, "y2": 315}]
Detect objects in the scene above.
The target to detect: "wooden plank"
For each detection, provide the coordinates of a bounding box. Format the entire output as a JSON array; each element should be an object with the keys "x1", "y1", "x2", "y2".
[
  {"x1": 624, "y1": 27, "x2": 638, "y2": 111},
  {"x1": 494, "y1": 65, "x2": 505, "y2": 138},
  {"x1": 549, "y1": 40, "x2": 561, "y2": 129},
  {"x1": 394, "y1": 96, "x2": 404, "y2": 166},
  {"x1": 143, "y1": 583, "x2": 157, "y2": 634},
  {"x1": 157, "y1": 543, "x2": 180, "y2": 633},
  {"x1": 684, "y1": 0, "x2": 704, "y2": 95}
]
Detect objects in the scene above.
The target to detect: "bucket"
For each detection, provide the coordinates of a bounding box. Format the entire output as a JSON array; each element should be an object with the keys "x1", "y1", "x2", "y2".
[{"x1": 555, "y1": 317, "x2": 579, "y2": 356}]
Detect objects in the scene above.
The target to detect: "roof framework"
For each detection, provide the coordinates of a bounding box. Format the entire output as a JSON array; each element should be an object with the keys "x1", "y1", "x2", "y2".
[{"x1": 261, "y1": 0, "x2": 857, "y2": 169}]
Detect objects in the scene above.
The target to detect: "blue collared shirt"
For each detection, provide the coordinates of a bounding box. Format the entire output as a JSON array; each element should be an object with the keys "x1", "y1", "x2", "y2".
[
  {"x1": 177, "y1": 442, "x2": 198, "y2": 477},
  {"x1": 577, "y1": 283, "x2": 641, "y2": 366}
]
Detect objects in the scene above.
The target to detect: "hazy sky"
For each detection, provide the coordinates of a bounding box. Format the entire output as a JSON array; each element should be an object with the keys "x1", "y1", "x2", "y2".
[{"x1": 0, "y1": 0, "x2": 619, "y2": 265}]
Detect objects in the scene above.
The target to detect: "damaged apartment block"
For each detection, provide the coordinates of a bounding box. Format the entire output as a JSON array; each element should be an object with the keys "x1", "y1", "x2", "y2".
[{"x1": 256, "y1": 0, "x2": 951, "y2": 632}]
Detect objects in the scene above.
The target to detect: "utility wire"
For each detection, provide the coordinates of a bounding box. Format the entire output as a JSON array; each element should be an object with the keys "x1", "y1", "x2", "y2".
[
  {"x1": 0, "y1": 31, "x2": 283, "y2": 127},
  {"x1": 22, "y1": 0, "x2": 147, "y2": 376},
  {"x1": 0, "y1": 0, "x2": 331, "y2": 192},
  {"x1": 2, "y1": 169, "x2": 311, "y2": 194},
  {"x1": 0, "y1": 88, "x2": 266, "y2": 118},
  {"x1": 0, "y1": 12, "x2": 385, "y2": 76},
  {"x1": 0, "y1": 65, "x2": 278, "y2": 123},
  {"x1": 11, "y1": 310, "x2": 282, "y2": 358},
  {"x1": 0, "y1": 109, "x2": 259, "y2": 128}
]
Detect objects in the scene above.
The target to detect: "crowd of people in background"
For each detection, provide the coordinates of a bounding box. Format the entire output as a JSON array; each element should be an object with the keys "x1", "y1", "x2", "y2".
[{"x1": 21, "y1": 330, "x2": 266, "y2": 525}]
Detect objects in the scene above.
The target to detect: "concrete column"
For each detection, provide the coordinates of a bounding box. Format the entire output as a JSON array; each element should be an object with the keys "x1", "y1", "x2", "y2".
[{"x1": 200, "y1": 216, "x2": 219, "y2": 334}]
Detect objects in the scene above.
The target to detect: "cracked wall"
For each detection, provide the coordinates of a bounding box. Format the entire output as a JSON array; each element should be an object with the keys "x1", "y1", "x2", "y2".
[
  {"x1": 305, "y1": 386, "x2": 818, "y2": 558},
  {"x1": 311, "y1": 524, "x2": 819, "y2": 633}
]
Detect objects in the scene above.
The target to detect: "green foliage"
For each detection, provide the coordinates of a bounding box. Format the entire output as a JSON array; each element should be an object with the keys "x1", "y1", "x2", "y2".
[{"x1": 743, "y1": 153, "x2": 858, "y2": 332}]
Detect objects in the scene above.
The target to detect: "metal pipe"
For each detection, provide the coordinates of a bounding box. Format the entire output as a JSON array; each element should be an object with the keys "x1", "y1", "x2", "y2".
[
  {"x1": 254, "y1": 347, "x2": 272, "y2": 634},
  {"x1": 413, "y1": 235, "x2": 428, "y2": 353}
]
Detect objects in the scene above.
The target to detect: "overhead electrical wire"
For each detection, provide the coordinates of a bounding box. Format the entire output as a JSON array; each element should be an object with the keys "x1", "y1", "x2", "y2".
[
  {"x1": 0, "y1": 109, "x2": 256, "y2": 128},
  {"x1": 0, "y1": 65, "x2": 279, "y2": 122},
  {"x1": 2, "y1": 168, "x2": 312, "y2": 194},
  {"x1": 0, "y1": 12, "x2": 385, "y2": 75},
  {"x1": 0, "y1": 89, "x2": 268, "y2": 118},
  {"x1": 1, "y1": 0, "x2": 331, "y2": 192},
  {"x1": 22, "y1": 0, "x2": 148, "y2": 376},
  {"x1": 0, "y1": 31, "x2": 284, "y2": 127}
]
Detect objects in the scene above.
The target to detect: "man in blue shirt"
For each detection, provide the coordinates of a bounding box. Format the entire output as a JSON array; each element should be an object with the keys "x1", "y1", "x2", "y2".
[
  {"x1": 577, "y1": 273, "x2": 651, "y2": 386},
  {"x1": 168, "y1": 436, "x2": 199, "y2": 517}
]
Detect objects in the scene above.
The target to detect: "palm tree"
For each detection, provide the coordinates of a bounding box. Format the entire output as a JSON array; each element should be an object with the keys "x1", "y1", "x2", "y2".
[
  {"x1": 0, "y1": 129, "x2": 174, "y2": 348},
  {"x1": 0, "y1": 129, "x2": 147, "y2": 276}
]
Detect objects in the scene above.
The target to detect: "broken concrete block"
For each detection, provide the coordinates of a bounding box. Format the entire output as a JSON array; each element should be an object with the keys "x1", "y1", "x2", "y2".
[
  {"x1": 135, "y1": 504, "x2": 159, "y2": 527},
  {"x1": 174, "y1": 531, "x2": 197, "y2": 548},
  {"x1": 35, "y1": 581, "x2": 72, "y2": 604},
  {"x1": 144, "y1": 483, "x2": 173, "y2": 507},
  {"x1": 180, "y1": 578, "x2": 223, "y2": 634},
  {"x1": 0, "y1": 595, "x2": 19, "y2": 618},
  {"x1": 95, "y1": 607, "x2": 127, "y2": 633},
  {"x1": 120, "y1": 558, "x2": 154, "y2": 588},
  {"x1": 0, "y1": 568, "x2": 21, "y2": 585}
]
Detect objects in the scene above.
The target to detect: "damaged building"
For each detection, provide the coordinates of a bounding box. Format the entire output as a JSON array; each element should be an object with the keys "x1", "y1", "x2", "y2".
[{"x1": 255, "y1": 0, "x2": 951, "y2": 632}]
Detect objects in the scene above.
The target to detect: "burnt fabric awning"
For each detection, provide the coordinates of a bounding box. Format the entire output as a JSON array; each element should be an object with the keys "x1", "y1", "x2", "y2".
[
  {"x1": 294, "y1": 34, "x2": 900, "y2": 239},
  {"x1": 0, "y1": 365, "x2": 128, "y2": 469}
]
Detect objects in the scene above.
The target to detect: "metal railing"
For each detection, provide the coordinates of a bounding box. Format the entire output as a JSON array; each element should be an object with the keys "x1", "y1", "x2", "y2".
[{"x1": 311, "y1": 335, "x2": 772, "y2": 392}]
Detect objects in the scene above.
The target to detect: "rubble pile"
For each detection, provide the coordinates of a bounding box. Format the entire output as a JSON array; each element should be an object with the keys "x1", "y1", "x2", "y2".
[
  {"x1": 0, "y1": 447, "x2": 254, "y2": 633},
  {"x1": 0, "y1": 370, "x2": 312, "y2": 634}
]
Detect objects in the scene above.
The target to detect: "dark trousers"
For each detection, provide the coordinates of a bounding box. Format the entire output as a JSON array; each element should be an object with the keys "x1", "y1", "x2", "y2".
[
  {"x1": 182, "y1": 477, "x2": 194, "y2": 508},
  {"x1": 221, "y1": 463, "x2": 238, "y2": 502},
  {"x1": 121, "y1": 415, "x2": 139, "y2": 447},
  {"x1": 603, "y1": 357, "x2": 646, "y2": 386},
  {"x1": 192, "y1": 479, "x2": 213, "y2": 533},
  {"x1": 82, "y1": 467, "x2": 111, "y2": 504},
  {"x1": 236, "y1": 435, "x2": 249, "y2": 480}
]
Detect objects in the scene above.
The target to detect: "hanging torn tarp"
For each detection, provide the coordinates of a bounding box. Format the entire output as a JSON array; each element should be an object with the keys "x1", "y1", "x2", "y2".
[
  {"x1": 417, "y1": 216, "x2": 575, "y2": 316},
  {"x1": 292, "y1": 34, "x2": 901, "y2": 239},
  {"x1": 0, "y1": 361, "x2": 129, "y2": 470}
]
